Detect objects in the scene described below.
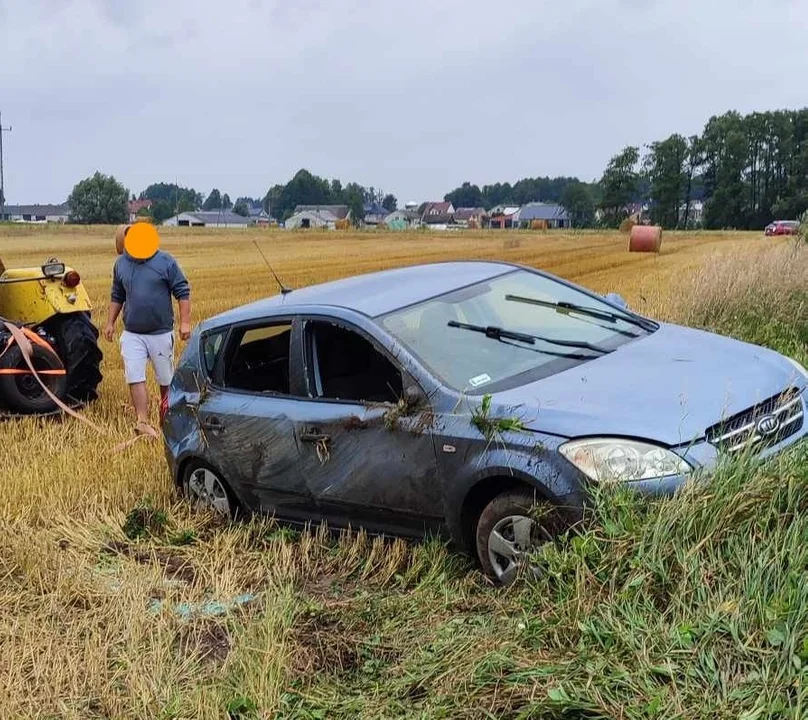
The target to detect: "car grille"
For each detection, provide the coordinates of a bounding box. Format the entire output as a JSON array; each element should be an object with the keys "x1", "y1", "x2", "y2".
[{"x1": 706, "y1": 387, "x2": 805, "y2": 455}]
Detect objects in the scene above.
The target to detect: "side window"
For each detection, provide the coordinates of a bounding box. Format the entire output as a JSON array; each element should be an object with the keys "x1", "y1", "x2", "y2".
[
  {"x1": 223, "y1": 322, "x2": 292, "y2": 394},
  {"x1": 307, "y1": 321, "x2": 403, "y2": 404},
  {"x1": 202, "y1": 330, "x2": 226, "y2": 378}
]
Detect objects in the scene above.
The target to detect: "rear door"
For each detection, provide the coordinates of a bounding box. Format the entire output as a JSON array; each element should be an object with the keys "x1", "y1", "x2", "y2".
[
  {"x1": 197, "y1": 317, "x2": 317, "y2": 523},
  {"x1": 289, "y1": 315, "x2": 444, "y2": 538}
]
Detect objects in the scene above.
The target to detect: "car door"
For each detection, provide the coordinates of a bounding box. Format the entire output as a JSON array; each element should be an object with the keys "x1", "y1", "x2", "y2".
[
  {"x1": 197, "y1": 317, "x2": 318, "y2": 523},
  {"x1": 289, "y1": 315, "x2": 444, "y2": 539}
]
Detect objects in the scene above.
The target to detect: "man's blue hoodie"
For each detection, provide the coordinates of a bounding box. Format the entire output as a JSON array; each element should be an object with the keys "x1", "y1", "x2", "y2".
[{"x1": 111, "y1": 248, "x2": 190, "y2": 335}]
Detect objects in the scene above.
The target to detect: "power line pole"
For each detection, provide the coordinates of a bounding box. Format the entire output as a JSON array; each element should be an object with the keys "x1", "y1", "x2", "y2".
[{"x1": 0, "y1": 111, "x2": 11, "y2": 222}]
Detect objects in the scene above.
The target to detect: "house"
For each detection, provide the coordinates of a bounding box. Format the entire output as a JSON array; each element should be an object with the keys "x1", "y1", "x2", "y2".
[
  {"x1": 285, "y1": 205, "x2": 351, "y2": 230},
  {"x1": 384, "y1": 209, "x2": 422, "y2": 230},
  {"x1": 517, "y1": 202, "x2": 571, "y2": 229},
  {"x1": 128, "y1": 199, "x2": 153, "y2": 222},
  {"x1": 162, "y1": 210, "x2": 252, "y2": 228},
  {"x1": 488, "y1": 205, "x2": 521, "y2": 229},
  {"x1": 453, "y1": 207, "x2": 488, "y2": 229},
  {"x1": 363, "y1": 201, "x2": 389, "y2": 226},
  {"x1": 0, "y1": 203, "x2": 70, "y2": 223},
  {"x1": 248, "y1": 207, "x2": 273, "y2": 226},
  {"x1": 420, "y1": 201, "x2": 455, "y2": 229},
  {"x1": 678, "y1": 199, "x2": 704, "y2": 228}
]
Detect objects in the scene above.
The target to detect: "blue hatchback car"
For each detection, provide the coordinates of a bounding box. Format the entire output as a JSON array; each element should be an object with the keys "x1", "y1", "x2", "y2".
[{"x1": 162, "y1": 261, "x2": 807, "y2": 584}]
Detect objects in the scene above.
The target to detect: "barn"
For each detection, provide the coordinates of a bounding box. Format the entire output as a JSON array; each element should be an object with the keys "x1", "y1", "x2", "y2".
[{"x1": 161, "y1": 211, "x2": 252, "y2": 228}]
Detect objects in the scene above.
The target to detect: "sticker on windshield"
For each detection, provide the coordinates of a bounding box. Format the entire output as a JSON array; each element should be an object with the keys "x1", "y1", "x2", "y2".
[{"x1": 469, "y1": 373, "x2": 492, "y2": 388}]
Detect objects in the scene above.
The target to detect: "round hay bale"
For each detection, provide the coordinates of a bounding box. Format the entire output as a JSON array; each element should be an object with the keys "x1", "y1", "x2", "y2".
[
  {"x1": 619, "y1": 217, "x2": 637, "y2": 233},
  {"x1": 115, "y1": 223, "x2": 131, "y2": 255},
  {"x1": 628, "y1": 225, "x2": 662, "y2": 253}
]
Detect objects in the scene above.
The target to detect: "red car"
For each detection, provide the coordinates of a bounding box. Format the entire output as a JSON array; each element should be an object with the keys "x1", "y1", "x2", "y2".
[{"x1": 764, "y1": 220, "x2": 800, "y2": 236}]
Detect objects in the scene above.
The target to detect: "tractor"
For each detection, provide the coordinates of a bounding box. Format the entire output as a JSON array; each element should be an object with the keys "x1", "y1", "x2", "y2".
[{"x1": 0, "y1": 255, "x2": 102, "y2": 416}]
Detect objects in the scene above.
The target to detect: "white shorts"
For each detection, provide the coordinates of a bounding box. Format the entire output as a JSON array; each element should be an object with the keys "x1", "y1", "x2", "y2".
[{"x1": 120, "y1": 330, "x2": 175, "y2": 386}]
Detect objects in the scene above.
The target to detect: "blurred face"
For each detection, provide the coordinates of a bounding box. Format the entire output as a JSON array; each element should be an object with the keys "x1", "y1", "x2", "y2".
[{"x1": 124, "y1": 222, "x2": 160, "y2": 259}]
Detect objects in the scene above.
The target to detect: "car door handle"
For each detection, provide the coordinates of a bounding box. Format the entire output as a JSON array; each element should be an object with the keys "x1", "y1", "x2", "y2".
[
  {"x1": 300, "y1": 430, "x2": 330, "y2": 443},
  {"x1": 202, "y1": 417, "x2": 225, "y2": 432}
]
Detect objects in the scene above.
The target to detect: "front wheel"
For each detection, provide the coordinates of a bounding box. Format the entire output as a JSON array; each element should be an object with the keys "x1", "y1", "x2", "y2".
[{"x1": 475, "y1": 489, "x2": 565, "y2": 586}]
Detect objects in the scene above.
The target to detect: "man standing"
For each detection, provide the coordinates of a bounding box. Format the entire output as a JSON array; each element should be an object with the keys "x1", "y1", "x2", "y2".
[{"x1": 104, "y1": 221, "x2": 191, "y2": 435}]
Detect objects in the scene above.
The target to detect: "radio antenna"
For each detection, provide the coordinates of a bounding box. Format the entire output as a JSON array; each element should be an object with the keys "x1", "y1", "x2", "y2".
[{"x1": 253, "y1": 239, "x2": 292, "y2": 295}]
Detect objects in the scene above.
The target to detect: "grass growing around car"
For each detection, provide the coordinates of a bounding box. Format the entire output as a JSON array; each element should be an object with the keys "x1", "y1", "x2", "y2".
[{"x1": 0, "y1": 229, "x2": 806, "y2": 718}]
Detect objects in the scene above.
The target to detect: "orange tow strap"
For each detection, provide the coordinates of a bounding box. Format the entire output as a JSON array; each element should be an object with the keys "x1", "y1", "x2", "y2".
[{"x1": 1, "y1": 322, "x2": 159, "y2": 449}]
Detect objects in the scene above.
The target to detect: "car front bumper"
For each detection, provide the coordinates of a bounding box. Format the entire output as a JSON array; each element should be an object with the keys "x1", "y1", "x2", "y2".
[{"x1": 625, "y1": 390, "x2": 807, "y2": 497}]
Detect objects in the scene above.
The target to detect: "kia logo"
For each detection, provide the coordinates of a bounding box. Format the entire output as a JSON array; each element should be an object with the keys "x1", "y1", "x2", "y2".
[{"x1": 756, "y1": 415, "x2": 781, "y2": 437}]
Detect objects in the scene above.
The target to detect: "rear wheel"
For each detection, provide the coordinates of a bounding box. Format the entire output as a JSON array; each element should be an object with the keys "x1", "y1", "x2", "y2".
[
  {"x1": 0, "y1": 343, "x2": 67, "y2": 414},
  {"x1": 181, "y1": 461, "x2": 239, "y2": 518},
  {"x1": 475, "y1": 489, "x2": 566, "y2": 586},
  {"x1": 45, "y1": 312, "x2": 103, "y2": 404}
]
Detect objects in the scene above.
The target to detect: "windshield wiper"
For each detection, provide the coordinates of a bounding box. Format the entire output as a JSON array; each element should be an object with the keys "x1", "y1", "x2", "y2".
[
  {"x1": 505, "y1": 294, "x2": 656, "y2": 332},
  {"x1": 447, "y1": 320, "x2": 612, "y2": 355}
]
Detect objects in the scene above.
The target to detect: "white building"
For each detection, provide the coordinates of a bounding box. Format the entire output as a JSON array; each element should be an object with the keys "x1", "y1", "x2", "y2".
[
  {"x1": 285, "y1": 205, "x2": 351, "y2": 230},
  {"x1": 1, "y1": 203, "x2": 70, "y2": 223},
  {"x1": 162, "y1": 210, "x2": 252, "y2": 228}
]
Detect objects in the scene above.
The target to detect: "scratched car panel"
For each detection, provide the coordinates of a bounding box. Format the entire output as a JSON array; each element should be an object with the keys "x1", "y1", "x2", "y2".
[{"x1": 162, "y1": 261, "x2": 808, "y2": 584}]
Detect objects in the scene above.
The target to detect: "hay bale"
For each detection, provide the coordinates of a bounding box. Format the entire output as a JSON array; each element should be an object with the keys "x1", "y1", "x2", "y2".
[
  {"x1": 628, "y1": 225, "x2": 662, "y2": 253},
  {"x1": 115, "y1": 224, "x2": 131, "y2": 255},
  {"x1": 530, "y1": 219, "x2": 548, "y2": 230},
  {"x1": 335, "y1": 218, "x2": 350, "y2": 230},
  {"x1": 619, "y1": 217, "x2": 637, "y2": 234}
]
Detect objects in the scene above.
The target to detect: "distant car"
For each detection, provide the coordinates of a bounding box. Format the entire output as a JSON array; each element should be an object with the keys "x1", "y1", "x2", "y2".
[
  {"x1": 162, "y1": 262, "x2": 808, "y2": 584},
  {"x1": 764, "y1": 220, "x2": 800, "y2": 236}
]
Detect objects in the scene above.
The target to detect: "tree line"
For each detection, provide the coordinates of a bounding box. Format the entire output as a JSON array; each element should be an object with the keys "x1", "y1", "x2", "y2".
[{"x1": 64, "y1": 107, "x2": 808, "y2": 228}]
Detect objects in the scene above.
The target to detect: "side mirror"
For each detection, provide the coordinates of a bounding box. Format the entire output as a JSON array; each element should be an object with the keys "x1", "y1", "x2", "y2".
[{"x1": 603, "y1": 292, "x2": 628, "y2": 310}]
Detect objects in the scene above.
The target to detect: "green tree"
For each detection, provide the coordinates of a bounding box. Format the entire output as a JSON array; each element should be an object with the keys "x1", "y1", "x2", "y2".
[
  {"x1": 203, "y1": 189, "x2": 223, "y2": 210},
  {"x1": 232, "y1": 201, "x2": 249, "y2": 217},
  {"x1": 598, "y1": 146, "x2": 640, "y2": 226},
  {"x1": 67, "y1": 171, "x2": 129, "y2": 224},
  {"x1": 222, "y1": 193, "x2": 232, "y2": 210},
  {"x1": 445, "y1": 182, "x2": 483, "y2": 208},
  {"x1": 382, "y1": 194, "x2": 397, "y2": 212},
  {"x1": 141, "y1": 183, "x2": 202, "y2": 223},
  {"x1": 560, "y1": 181, "x2": 595, "y2": 228},
  {"x1": 343, "y1": 182, "x2": 366, "y2": 226},
  {"x1": 646, "y1": 134, "x2": 689, "y2": 228}
]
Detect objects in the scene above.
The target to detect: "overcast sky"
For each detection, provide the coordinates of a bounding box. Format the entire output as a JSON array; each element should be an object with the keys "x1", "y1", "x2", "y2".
[{"x1": 1, "y1": 0, "x2": 806, "y2": 205}]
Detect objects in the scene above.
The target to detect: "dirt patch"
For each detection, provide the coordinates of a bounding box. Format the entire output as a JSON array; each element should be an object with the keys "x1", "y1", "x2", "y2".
[
  {"x1": 291, "y1": 605, "x2": 402, "y2": 677},
  {"x1": 176, "y1": 620, "x2": 232, "y2": 664},
  {"x1": 343, "y1": 415, "x2": 369, "y2": 431},
  {"x1": 102, "y1": 542, "x2": 197, "y2": 584}
]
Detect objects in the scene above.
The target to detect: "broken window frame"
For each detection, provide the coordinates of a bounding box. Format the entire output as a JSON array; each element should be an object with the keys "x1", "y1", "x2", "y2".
[
  {"x1": 299, "y1": 315, "x2": 427, "y2": 408},
  {"x1": 210, "y1": 315, "x2": 307, "y2": 398}
]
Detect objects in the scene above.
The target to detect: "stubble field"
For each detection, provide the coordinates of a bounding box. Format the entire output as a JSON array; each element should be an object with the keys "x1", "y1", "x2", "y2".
[{"x1": 0, "y1": 225, "x2": 806, "y2": 719}]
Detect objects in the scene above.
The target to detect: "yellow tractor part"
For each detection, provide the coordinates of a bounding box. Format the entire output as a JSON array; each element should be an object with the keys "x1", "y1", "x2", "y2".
[{"x1": 0, "y1": 263, "x2": 92, "y2": 326}]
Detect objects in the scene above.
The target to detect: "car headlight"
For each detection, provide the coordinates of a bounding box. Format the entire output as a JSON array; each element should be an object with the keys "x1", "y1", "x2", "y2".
[
  {"x1": 785, "y1": 357, "x2": 808, "y2": 381},
  {"x1": 559, "y1": 438, "x2": 692, "y2": 484}
]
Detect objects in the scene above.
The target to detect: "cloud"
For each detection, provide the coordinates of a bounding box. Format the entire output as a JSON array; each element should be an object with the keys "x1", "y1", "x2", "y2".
[{"x1": 1, "y1": 0, "x2": 806, "y2": 203}]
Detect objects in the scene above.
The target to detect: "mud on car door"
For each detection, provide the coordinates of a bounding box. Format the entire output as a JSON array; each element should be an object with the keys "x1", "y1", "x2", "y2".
[
  {"x1": 292, "y1": 317, "x2": 444, "y2": 539},
  {"x1": 196, "y1": 317, "x2": 316, "y2": 521}
]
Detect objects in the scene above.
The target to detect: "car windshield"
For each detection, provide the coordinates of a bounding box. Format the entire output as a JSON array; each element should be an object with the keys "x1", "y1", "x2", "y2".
[{"x1": 379, "y1": 269, "x2": 655, "y2": 393}]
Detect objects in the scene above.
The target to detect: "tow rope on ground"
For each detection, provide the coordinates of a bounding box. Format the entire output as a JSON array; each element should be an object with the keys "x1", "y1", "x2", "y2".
[{"x1": 1, "y1": 321, "x2": 159, "y2": 451}]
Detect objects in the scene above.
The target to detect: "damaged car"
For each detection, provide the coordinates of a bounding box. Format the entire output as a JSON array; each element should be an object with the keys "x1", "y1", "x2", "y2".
[{"x1": 162, "y1": 261, "x2": 808, "y2": 584}]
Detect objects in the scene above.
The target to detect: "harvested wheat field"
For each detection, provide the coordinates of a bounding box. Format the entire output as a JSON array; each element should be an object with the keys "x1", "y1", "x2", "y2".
[{"x1": 1, "y1": 225, "x2": 806, "y2": 719}]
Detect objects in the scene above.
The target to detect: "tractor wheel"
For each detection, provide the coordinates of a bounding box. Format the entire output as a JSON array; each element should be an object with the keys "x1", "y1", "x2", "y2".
[
  {"x1": 45, "y1": 312, "x2": 103, "y2": 404},
  {"x1": 0, "y1": 343, "x2": 67, "y2": 414}
]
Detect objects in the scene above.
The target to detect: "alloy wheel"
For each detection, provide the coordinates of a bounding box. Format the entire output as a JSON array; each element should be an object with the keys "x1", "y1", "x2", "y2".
[{"x1": 186, "y1": 468, "x2": 231, "y2": 515}]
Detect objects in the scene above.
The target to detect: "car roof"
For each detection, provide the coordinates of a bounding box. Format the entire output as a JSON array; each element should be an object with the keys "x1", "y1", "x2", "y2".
[{"x1": 201, "y1": 260, "x2": 517, "y2": 329}]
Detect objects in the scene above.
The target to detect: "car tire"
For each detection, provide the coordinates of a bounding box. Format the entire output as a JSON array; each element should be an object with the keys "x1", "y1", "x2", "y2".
[
  {"x1": 0, "y1": 342, "x2": 68, "y2": 414},
  {"x1": 475, "y1": 488, "x2": 565, "y2": 586},
  {"x1": 181, "y1": 461, "x2": 240, "y2": 519}
]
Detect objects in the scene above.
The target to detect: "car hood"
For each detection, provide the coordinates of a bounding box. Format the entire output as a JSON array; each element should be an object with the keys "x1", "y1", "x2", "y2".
[{"x1": 494, "y1": 323, "x2": 805, "y2": 446}]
